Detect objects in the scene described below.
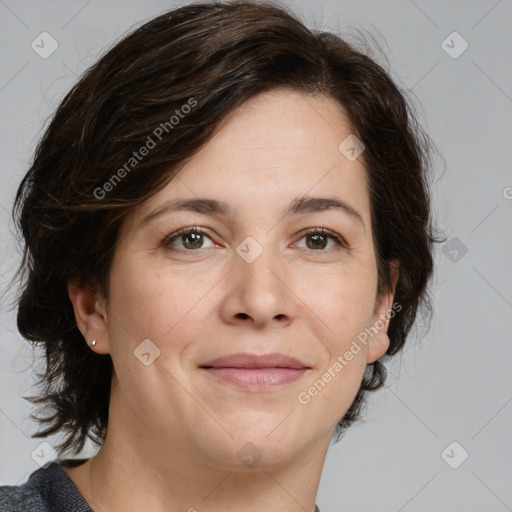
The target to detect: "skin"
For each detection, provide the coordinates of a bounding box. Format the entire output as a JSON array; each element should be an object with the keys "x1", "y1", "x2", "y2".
[{"x1": 65, "y1": 89, "x2": 398, "y2": 512}]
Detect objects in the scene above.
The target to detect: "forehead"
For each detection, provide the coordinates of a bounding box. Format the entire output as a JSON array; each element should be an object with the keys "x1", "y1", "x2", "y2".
[
  {"x1": 127, "y1": 89, "x2": 371, "y2": 229},
  {"x1": 205, "y1": 88, "x2": 356, "y2": 166}
]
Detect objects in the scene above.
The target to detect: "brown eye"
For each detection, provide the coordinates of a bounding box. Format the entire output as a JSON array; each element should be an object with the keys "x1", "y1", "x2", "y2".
[
  {"x1": 180, "y1": 232, "x2": 204, "y2": 249},
  {"x1": 295, "y1": 228, "x2": 346, "y2": 251},
  {"x1": 164, "y1": 227, "x2": 215, "y2": 251},
  {"x1": 305, "y1": 233, "x2": 329, "y2": 250}
]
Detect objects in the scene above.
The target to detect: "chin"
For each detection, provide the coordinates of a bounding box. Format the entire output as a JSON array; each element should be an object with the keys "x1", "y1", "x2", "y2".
[{"x1": 193, "y1": 425, "x2": 303, "y2": 470}]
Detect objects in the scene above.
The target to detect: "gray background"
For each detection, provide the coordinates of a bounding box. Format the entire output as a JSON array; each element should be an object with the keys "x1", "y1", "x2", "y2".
[{"x1": 0, "y1": 1, "x2": 511, "y2": 510}]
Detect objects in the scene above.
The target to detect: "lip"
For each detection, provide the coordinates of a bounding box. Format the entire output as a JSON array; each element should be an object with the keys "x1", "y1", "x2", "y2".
[
  {"x1": 200, "y1": 352, "x2": 309, "y2": 369},
  {"x1": 202, "y1": 367, "x2": 307, "y2": 391},
  {"x1": 199, "y1": 353, "x2": 310, "y2": 392}
]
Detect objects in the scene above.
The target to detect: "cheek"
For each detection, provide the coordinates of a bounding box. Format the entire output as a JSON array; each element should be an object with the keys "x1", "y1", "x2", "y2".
[
  {"x1": 300, "y1": 260, "x2": 377, "y2": 406},
  {"x1": 109, "y1": 264, "x2": 163, "y2": 335},
  {"x1": 298, "y1": 282, "x2": 374, "y2": 423},
  {"x1": 301, "y1": 261, "x2": 377, "y2": 341},
  {"x1": 107, "y1": 254, "x2": 215, "y2": 344}
]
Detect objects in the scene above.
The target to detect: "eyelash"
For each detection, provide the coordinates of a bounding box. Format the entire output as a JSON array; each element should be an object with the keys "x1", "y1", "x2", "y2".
[{"x1": 162, "y1": 226, "x2": 347, "y2": 253}]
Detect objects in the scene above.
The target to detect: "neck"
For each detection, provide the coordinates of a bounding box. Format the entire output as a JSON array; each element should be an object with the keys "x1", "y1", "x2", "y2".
[{"x1": 64, "y1": 386, "x2": 330, "y2": 512}]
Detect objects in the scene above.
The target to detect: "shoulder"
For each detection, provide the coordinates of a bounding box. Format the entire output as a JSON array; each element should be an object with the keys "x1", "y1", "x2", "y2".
[
  {"x1": 0, "y1": 460, "x2": 92, "y2": 512},
  {"x1": 0, "y1": 464, "x2": 50, "y2": 512}
]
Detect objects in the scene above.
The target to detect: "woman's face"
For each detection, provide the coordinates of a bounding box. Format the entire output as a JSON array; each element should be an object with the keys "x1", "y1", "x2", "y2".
[{"x1": 90, "y1": 89, "x2": 395, "y2": 469}]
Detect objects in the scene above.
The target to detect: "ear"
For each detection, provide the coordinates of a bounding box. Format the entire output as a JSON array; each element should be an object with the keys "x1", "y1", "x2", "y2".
[
  {"x1": 67, "y1": 282, "x2": 110, "y2": 354},
  {"x1": 366, "y1": 260, "x2": 400, "y2": 364}
]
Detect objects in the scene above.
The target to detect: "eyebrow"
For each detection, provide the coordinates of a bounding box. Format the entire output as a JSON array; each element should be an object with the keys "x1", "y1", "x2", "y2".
[{"x1": 140, "y1": 195, "x2": 364, "y2": 227}]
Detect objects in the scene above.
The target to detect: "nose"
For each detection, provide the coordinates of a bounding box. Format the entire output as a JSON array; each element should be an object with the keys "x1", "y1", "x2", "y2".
[{"x1": 219, "y1": 238, "x2": 295, "y2": 329}]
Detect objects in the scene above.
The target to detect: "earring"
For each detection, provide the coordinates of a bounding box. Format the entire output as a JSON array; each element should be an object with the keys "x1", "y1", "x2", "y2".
[{"x1": 90, "y1": 339, "x2": 97, "y2": 347}]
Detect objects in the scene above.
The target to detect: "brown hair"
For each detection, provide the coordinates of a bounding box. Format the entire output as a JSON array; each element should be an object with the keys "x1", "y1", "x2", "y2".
[{"x1": 7, "y1": 0, "x2": 440, "y2": 456}]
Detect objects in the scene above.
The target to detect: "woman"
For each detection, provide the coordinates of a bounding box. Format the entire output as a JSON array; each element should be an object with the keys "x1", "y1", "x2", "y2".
[{"x1": 0, "y1": 1, "x2": 438, "y2": 510}]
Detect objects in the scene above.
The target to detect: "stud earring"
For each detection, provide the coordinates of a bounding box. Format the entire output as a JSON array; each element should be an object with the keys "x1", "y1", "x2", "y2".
[{"x1": 90, "y1": 339, "x2": 97, "y2": 347}]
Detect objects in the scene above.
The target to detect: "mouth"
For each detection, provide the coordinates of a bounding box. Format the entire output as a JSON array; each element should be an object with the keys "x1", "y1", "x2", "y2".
[{"x1": 199, "y1": 353, "x2": 310, "y2": 391}]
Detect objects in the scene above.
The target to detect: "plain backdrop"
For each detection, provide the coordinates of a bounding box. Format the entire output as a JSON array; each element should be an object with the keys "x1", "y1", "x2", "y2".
[{"x1": 0, "y1": 1, "x2": 511, "y2": 511}]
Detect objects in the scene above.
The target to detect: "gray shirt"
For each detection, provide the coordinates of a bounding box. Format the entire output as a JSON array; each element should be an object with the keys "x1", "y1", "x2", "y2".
[
  {"x1": 0, "y1": 460, "x2": 92, "y2": 511},
  {"x1": 0, "y1": 459, "x2": 322, "y2": 511}
]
